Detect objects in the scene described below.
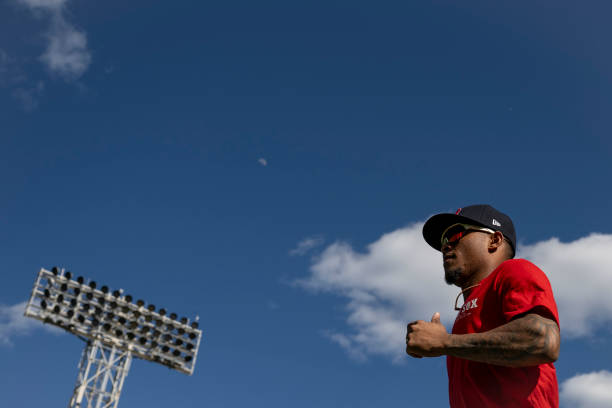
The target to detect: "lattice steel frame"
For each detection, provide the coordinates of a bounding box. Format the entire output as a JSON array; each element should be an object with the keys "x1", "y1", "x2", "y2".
[
  {"x1": 24, "y1": 267, "x2": 203, "y2": 408},
  {"x1": 69, "y1": 339, "x2": 132, "y2": 408}
]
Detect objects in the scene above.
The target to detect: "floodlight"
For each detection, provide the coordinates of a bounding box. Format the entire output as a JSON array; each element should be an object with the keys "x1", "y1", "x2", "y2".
[{"x1": 25, "y1": 267, "x2": 203, "y2": 408}]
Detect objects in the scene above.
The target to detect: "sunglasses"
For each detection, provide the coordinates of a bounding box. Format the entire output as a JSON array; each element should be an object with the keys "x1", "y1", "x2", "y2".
[{"x1": 441, "y1": 223, "x2": 495, "y2": 247}]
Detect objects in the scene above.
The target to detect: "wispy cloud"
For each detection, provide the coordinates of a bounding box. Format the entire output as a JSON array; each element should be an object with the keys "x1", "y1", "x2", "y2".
[
  {"x1": 1, "y1": 302, "x2": 40, "y2": 345},
  {"x1": 297, "y1": 222, "x2": 612, "y2": 362},
  {"x1": 0, "y1": 301, "x2": 62, "y2": 346},
  {"x1": 0, "y1": 49, "x2": 26, "y2": 87},
  {"x1": 258, "y1": 158, "x2": 268, "y2": 167},
  {"x1": 12, "y1": 81, "x2": 45, "y2": 111},
  {"x1": 290, "y1": 236, "x2": 325, "y2": 256},
  {"x1": 560, "y1": 370, "x2": 612, "y2": 408},
  {"x1": 17, "y1": 0, "x2": 91, "y2": 80}
]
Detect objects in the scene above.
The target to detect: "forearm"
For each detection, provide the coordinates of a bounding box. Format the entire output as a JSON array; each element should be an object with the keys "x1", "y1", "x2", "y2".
[{"x1": 444, "y1": 314, "x2": 560, "y2": 367}]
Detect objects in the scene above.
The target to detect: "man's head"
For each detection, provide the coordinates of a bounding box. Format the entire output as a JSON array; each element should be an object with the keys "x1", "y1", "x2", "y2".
[{"x1": 422, "y1": 205, "x2": 516, "y2": 287}]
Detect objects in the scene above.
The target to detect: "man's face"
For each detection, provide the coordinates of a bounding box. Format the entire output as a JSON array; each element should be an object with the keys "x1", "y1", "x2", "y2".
[{"x1": 441, "y1": 230, "x2": 490, "y2": 287}]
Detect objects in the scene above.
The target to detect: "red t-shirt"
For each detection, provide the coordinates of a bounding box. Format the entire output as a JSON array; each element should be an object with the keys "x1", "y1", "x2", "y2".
[{"x1": 448, "y1": 259, "x2": 560, "y2": 408}]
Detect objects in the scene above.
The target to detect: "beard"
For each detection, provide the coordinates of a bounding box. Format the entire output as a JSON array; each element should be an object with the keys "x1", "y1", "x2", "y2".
[{"x1": 444, "y1": 267, "x2": 463, "y2": 286}]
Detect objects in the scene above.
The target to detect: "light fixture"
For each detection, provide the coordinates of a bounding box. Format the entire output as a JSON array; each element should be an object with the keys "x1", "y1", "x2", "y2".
[{"x1": 24, "y1": 266, "x2": 203, "y2": 406}]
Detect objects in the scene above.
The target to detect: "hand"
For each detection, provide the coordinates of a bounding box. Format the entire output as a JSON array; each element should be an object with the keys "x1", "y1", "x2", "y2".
[{"x1": 406, "y1": 312, "x2": 450, "y2": 358}]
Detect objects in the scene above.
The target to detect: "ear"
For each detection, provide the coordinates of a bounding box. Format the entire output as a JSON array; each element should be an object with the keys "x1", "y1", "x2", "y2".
[{"x1": 488, "y1": 231, "x2": 505, "y2": 253}]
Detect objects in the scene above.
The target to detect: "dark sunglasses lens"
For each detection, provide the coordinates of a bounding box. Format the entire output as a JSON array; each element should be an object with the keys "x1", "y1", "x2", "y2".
[{"x1": 442, "y1": 225, "x2": 467, "y2": 244}]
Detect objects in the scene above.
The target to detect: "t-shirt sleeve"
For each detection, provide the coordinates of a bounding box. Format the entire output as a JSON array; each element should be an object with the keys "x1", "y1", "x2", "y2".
[{"x1": 496, "y1": 260, "x2": 560, "y2": 327}]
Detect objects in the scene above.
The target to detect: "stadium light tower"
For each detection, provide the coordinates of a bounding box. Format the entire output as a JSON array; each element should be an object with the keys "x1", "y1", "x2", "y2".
[{"x1": 24, "y1": 267, "x2": 203, "y2": 408}]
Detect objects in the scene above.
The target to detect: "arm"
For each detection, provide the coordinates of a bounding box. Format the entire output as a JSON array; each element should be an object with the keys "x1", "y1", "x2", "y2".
[
  {"x1": 406, "y1": 313, "x2": 560, "y2": 368},
  {"x1": 445, "y1": 313, "x2": 560, "y2": 367}
]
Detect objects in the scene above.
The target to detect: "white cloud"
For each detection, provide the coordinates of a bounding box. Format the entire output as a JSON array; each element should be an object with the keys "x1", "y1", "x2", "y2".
[
  {"x1": 297, "y1": 223, "x2": 453, "y2": 362},
  {"x1": 0, "y1": 302, "x2": 41, "y2": 345},
  {"x1": 0, "y1": 301, "x2": 63, "y2": 346},
  {"x1": 17, "y1": 0, "x2": 66, "y2": 11},
  {"x1": 560, "y1": 370, "x2": 612, "y2": 408},
  {"x1": 258, "y1": 158, "x2": 268, "y2": 166},
  {"x1": 17, "y1": 0, "x2": 91, "y2": 80},
  {"x1": 297, "y1": 223, "x2": 612, "y2": 362},
  {"x1": 519, "y1": 234, "x2": 612, "y2": 338},
  {"x1": 41, "y1": 16, "x2": 91, "y2": 79},
  {"x1": 290, "y1": 236, "x2": 325, "y2": 256}
]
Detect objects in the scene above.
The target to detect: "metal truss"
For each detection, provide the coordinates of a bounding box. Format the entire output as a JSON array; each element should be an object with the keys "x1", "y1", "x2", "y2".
[{"x1": 68, "y1": 339, "x2": 133, "y2": 408}]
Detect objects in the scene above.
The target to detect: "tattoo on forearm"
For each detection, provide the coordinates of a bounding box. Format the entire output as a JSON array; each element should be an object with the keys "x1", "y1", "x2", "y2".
[{"x1": 448, "y1": 314, "x2": 560, "y2": 367}]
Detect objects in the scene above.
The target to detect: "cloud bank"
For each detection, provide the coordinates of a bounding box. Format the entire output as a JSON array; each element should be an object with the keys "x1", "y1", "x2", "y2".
[
  {"x1": 560, "y1": 370, "x2": 612, "y2": 408},
  {"x1": 297, "y1": 222, "x2": 612, "y2": 362}
]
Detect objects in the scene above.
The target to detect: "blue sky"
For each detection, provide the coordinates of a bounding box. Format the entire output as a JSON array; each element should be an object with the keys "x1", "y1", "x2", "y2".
[{"x1": 1, "y1": 1, "x2": 612, "y2": 407}]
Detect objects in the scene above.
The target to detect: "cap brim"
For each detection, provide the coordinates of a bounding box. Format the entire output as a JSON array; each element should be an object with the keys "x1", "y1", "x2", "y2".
[{"x1": 422, "y1": 213, "x2": 489, "y2": 252}]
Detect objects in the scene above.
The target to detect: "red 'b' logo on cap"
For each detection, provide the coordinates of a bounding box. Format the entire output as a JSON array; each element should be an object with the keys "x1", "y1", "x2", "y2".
[{"x1": 455, "y1": 208, "x2": 462, "y2": 215}]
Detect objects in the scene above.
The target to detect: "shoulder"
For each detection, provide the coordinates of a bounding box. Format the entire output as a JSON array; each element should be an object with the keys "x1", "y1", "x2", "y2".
[{"x1": 494, "y1": 259, "x2": 551, "y2": 289}]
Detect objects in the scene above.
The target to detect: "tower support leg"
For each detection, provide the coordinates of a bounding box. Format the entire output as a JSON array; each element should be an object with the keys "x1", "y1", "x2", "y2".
[{"x1": 68, "y1": 340, "x2": 132, "y2": 408}]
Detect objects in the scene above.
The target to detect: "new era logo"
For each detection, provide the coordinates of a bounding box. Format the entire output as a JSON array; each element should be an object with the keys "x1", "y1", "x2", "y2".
[{"x1": 492, "y1": 219, "x2": 502, "y2": 227}]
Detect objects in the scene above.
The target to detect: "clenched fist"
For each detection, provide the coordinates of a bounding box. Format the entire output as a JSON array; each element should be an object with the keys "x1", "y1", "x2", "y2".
[{"x1": 406, "y1": 312, "x2": 451, "y2": 358}]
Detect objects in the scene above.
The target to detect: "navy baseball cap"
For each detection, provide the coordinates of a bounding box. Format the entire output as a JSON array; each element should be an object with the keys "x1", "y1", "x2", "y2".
[{"x1": 422, "y1": 204, "x2": 516, "y2": 255}]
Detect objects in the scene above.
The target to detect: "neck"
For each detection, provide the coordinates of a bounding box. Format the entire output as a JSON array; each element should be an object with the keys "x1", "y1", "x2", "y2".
[{"x1": 461, "y1": 256, "x2": 507, "y2": 300}]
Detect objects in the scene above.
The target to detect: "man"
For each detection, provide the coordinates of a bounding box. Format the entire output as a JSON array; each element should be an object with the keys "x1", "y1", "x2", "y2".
[{"x1": 406, "y1": 204, "x2": 560, "y2": 407}]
